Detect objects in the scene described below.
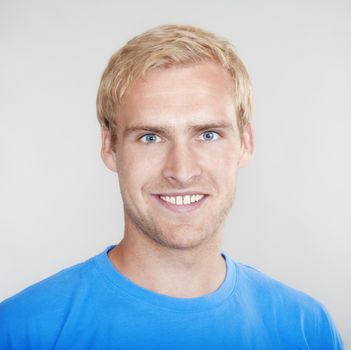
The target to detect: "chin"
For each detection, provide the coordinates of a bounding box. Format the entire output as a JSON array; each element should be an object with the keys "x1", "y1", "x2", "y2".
[
  {"x1": 124, "y1": 205, "x2": 223, "y2": 251},
  {"x1": 147, "y1": 224, "x2": 214, "y2": 251}
]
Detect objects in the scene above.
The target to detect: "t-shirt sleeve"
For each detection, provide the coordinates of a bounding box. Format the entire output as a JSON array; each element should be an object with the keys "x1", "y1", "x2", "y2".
[{"x1": 309, "y1": 303, "x2": 344, "y2": 350}]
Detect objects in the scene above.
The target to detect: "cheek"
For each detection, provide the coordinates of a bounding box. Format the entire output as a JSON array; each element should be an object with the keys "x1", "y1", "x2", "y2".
[
  {"x1": 207, "y1": 143, "x2": 240, "y2": 188},
  {"x1": 117, "y1": 147, "x2": 160, "y2": 194},
  {"x1": 204, "y1": 141, "x2": 240, "y2": 169}
]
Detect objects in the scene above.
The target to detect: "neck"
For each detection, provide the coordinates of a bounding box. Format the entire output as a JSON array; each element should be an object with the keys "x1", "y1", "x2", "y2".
[{"x1": 108, "y1": 225, "x2": 226, "y2": 298}]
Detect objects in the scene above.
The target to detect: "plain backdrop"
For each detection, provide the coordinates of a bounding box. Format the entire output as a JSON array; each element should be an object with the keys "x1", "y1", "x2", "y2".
[{"x1": 1, "y1": 0, "x2": 350, "y2": 347}]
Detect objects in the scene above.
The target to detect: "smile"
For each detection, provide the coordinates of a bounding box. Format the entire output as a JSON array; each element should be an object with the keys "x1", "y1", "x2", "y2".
[
  {"x1": 160, "y1": 194, "x2": 204, "y2": 205},
  {"x1": 153, "y1": 193, "x2": 208, "y2": 213}
]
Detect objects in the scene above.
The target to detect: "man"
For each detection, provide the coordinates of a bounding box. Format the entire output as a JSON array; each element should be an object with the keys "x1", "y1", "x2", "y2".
[{"x1": 0, "y1": 24, "x2": 343, "y2": 349}]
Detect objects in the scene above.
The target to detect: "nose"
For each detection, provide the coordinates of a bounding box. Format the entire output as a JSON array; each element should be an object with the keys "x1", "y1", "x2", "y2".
[{"x1": 162, "y1": 141, "x2": 202, "y2": 187}]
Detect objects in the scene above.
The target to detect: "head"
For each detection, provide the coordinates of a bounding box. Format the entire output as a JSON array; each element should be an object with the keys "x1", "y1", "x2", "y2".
[
  {"x1": 98, "y1": 24, "x2": 254, "y2": 251},
  {"x1": 97, "y1": 24, "x2": 253, "y2": 145}
]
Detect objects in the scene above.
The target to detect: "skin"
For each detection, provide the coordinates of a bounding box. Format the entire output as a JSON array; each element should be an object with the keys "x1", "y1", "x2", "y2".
[{"x1": 101, "y1": 62, "x2": 254, "y2": 298}]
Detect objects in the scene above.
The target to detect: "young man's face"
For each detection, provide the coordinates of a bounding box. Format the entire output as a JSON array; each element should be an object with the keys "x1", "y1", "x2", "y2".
[{"x1": 102, "y1": 62, "x2": 254, "y2": 250}]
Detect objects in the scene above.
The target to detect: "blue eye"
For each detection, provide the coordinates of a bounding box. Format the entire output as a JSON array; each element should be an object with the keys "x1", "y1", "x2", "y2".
[
  {"x1": 140, "y1": 134, "x2": 161, "y2": 144},
  {"x1": 201, "y1": 131, "x2": 220, "y2": 142}
]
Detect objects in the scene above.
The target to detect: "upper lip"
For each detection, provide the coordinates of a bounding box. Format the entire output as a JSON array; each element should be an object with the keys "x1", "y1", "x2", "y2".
[{"x1": 154, "y1": 192, "x2": 208, "y2": 197}]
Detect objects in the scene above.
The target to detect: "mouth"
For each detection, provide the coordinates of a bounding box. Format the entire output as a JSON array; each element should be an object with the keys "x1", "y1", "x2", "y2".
[{"x1": 152, "y1": 192, "x2": 209, "y2": 213}]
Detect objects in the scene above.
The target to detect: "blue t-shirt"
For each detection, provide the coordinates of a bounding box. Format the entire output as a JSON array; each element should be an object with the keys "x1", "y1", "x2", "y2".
[{"x1": 0, "y1": 246, "x2": 343, "y2": 349}]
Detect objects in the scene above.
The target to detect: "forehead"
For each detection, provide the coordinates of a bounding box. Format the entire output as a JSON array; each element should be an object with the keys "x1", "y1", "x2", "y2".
[{"x1": 118, "y1": 62, "x2": 236, "y2": 128}]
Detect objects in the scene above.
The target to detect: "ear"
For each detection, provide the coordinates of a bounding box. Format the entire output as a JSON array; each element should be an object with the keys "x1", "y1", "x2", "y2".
[
  {"x1": 101, "y1": 127, "x2": 118, "y2": 173},
  {"x1": 238, "y1": 122, "x2": 254, "y2": 168}
]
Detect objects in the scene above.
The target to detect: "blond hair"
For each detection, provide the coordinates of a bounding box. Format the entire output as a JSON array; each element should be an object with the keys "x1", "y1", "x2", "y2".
[{"x1": 96, "y1": 24, "x2": 253, "y2": 143}]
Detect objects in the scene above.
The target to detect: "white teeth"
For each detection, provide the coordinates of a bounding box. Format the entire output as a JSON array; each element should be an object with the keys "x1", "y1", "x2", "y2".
[
  {"x1": 184, "y1": 195, "x2": 191, "y2": 204},
  {"x1": 160, "y1": 194, "x2": 205, "y2": 205}
]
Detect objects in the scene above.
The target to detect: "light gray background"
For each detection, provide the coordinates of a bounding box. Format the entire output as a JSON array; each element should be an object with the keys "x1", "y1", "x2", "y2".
[{"x1": 1, "y1": 0, "x2": 350, "y2": 346}]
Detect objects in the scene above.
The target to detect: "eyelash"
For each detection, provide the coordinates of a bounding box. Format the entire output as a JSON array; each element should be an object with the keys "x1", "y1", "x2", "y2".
[
  {"x1": 139, "y1": 131, "x2": 221, "y2": 144},
  {"x1": 201, "y1": 131, "x2": 220, "y2": 142},
  {"x1": 140, "y1": 134, "x2": 162, "y2": 144}
]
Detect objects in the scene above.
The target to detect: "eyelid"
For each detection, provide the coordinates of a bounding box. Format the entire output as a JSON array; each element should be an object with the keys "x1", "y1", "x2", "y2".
[
  {"x1": 138, "y1": 130, "x2": 221, "y2": 143},
  {"x1": 201, "y1": 130, "x2": 221, "y2": 135},
  {"x1": 139, "y1": 133, "x2": 162, "y2": 143},
  {"x1": 199, "y1": 130, "x2": 221, "y2": 140}
]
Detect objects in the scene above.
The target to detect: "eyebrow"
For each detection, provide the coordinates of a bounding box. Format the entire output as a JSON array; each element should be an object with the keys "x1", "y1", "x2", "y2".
[{"x1": 123, "y1": 121, "x2": 235, "y2": 137}]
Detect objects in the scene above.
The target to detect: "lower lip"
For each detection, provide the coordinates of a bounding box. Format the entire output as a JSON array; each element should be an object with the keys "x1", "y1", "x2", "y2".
[{"x1": 153, "y1": 195, "x2": 208, "y2": 213}]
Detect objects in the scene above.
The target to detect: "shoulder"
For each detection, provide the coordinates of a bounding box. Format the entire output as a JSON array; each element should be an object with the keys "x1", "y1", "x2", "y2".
[
  {"x1": 233, "y1": 261, "x2": 343, "y2": 348},
  {"x1": 1, "y1": 255, "x2": 96, "y2": 310},
  {"x1": 235, "y1": 262, "x2": 318, "y2": 305},
  {"x1": 234, "y1": 261, "x2": 327, "y2": 314},
  {"x1": 0, "y1": 253, "x2": 100, "y2": 347}
]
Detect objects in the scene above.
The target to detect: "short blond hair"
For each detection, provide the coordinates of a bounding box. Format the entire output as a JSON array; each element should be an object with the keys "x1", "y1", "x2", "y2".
[{"x1": 96, "y1": 24, "x2": 253, "y2": 143}]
